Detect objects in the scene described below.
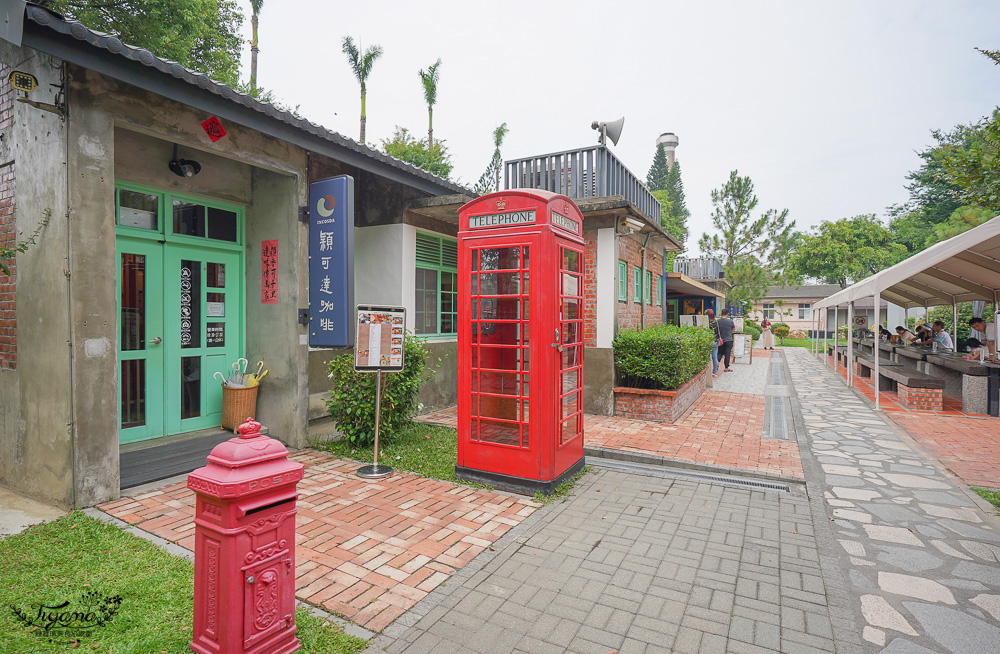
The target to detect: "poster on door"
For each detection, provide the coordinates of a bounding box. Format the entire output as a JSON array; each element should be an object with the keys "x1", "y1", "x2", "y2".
[{"x1": 354, "y1": 305, "x2": 405, "y2": 372}]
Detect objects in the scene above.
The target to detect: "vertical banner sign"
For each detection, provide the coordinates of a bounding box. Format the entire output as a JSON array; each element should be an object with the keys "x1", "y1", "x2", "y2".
[
  {"x1": 261, "y1": 240, "x2": 278, "y2": 304},
  {"x1": 309, "y1": 176, "x2": 355, "y2": 347}
]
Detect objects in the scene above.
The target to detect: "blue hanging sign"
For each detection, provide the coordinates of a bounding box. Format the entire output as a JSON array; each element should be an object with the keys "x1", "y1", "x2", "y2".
[{"x1": 309, "y1": 176, "x2": 355, "y2": 347}]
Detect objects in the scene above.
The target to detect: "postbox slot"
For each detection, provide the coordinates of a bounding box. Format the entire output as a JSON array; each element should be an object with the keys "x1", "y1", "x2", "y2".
[{"x1": 243, "y1": 497, "x2": 294, "y2": 517}]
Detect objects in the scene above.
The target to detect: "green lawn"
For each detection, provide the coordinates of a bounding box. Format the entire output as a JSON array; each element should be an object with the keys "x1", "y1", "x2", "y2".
[
  {"x1": 313, "y1": 420, "x2": 589, "y2": 500},
  {"x1": 775, "y1": 338, "x2": 845, "y2": 349},
  {"x1": 0, "y1": 512, "x2": 368, "y2": 654}
]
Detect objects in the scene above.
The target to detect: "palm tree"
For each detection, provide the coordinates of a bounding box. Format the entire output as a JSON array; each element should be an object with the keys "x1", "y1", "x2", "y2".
[
  {"x1": 249, "y1": 0, "x2": 264, "y2": 91},
  {"x1": 418, "y1": 58, "x2": 442, "y2": 147},
  {"x1": 342, "y1": 36, "x2": 383, "y2": 144}
]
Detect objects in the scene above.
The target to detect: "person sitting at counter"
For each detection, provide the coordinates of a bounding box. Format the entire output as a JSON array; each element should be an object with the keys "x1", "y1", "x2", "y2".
[
  {"x1": 931, "y1": 320, "x2": 954, "y2": 350},
  {"x1": 963, "y1": 337, "x2": 991, "y2": 360},
  {"x1": 878, "y1": 326, "x2": 892, "y2": 341},
  {"x1": 969, "y1": 317, "x2": 996, "y2": 356},
  {"x1": 909, "y1": 324, "x2": 933, "y2": 346},
  {"x1": 893, "y1": 325, "x2": 915, "y2": 343}
]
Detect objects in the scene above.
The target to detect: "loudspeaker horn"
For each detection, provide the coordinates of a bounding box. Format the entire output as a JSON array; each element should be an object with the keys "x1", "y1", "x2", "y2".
[{"x1": 591, "y1": 117, "x2": 625, "y2": 146}]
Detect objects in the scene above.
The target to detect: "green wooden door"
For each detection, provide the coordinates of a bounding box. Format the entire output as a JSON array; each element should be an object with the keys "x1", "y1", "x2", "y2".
[{"x1": 116, "y1": 184, "x2": 244, "y2": 443}]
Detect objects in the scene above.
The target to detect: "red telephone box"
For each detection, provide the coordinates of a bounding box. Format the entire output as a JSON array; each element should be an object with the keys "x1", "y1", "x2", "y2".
[{"x1": 455, "y1": 189, "x2": 585, "y2": 494}]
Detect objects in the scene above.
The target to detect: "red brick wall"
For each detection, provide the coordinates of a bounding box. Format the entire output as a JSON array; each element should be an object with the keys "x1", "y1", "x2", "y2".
[
  {"x1": 897, "y1": 385, "x2": 943, "y2": 411},
  {"x1": 583, "y1": 230, "x2": 597, "y2": 348},
  {"x1": 0, "y1": 63, "x2": 13, "y2": 370},
  {"x1": 613, "y1": 369, "x2": 706, "y2": 423},
  {"x1": 617, "y1": 235, "x2": 664, "y2": 332}
]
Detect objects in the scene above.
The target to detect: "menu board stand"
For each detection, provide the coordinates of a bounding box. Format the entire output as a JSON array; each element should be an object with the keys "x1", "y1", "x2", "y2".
[{"x1": 354, "y1": 305, "x2": 406, "y2": 480}]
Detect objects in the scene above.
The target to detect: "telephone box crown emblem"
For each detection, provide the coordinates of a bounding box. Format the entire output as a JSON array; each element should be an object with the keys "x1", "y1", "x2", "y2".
[{"x1": 495, "y1": 198, "x2": 507, "y2": 210}]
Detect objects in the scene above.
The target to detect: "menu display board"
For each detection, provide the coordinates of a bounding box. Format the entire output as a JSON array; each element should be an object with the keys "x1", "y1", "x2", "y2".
[
  {"x1": 732, "y1": 333, "x2": 753, "y2": 359},
  {"x1": 355, "y1": 305, "x2": 405, "y2": 372}
]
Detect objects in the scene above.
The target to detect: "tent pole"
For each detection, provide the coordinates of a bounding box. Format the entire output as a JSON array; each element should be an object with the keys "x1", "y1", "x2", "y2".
[
  {"x1": 874, "y1": 292, "x2": 881, "y2": 411},
  {"x1": 848, "y1": 301, "x2": 854, "y2": 388},
  {"x1": 833, "y1": 305, "x2": 839, "y2": 371},
  {"x1": 953, "y1": 301, "x2": 958, "y2": 344}
]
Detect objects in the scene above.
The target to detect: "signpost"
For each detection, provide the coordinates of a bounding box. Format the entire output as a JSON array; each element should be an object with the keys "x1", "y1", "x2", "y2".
[
  {"x1": 309, "y1": 176, "x2": 354, "y2": 347},
  {"x1": 354, "y1": 305, "x2": 406, "y2": 479}
]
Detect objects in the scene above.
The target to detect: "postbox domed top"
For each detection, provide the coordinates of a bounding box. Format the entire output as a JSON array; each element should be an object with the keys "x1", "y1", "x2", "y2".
[{"x1": 205, "y1": 432, "x2": 291, "y2": 469}]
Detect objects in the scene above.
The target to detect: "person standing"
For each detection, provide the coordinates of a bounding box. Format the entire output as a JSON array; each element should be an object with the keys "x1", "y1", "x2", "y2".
[
  {"x1": 706, "y1": 309, "x2": 720, "y2": 376},
  {"x1": 717, "y1": 308, "x2": 736, "y2": 372},
  {"x1": 760, "y1": 318, "x2": 775, "y2": 350},
  {"x1": 969, "y1": 317, "x2": 996, "y2": 356}
]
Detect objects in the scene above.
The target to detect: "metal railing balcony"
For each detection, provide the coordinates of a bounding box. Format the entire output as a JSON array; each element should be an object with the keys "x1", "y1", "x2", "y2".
[
  {"x1": 504, "y1": 145, "x2": 660, "y2": 223},
  {"x1": 673, "y1": 257, "x2": 725, "y2": 279}
]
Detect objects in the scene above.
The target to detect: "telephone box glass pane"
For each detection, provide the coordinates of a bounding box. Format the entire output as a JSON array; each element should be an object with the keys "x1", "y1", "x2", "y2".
[
  {"x1": 561, "y1": 369, "x2": 579, "y2": 393},
  {"x1": 562, "y1": 392, "x2": 579, "y2": 419},
  {"x1": 562, "y1": 323, "x2": 579, "y2": 345},
  {"x1": 480, "y1": 420, "x2": 519, "y2": 445},
  {"x1": 480, "y1": 247, "x2": 520, "y2": 271},
  {"x1": 562, "y1": 273, "x2": 579, "y2": 296},
  {"x1": 479, "y1": 371, "x2": 520, "y2": 395},
  {"x1": 562, "y1": 249, "x2": 579, "y2": 272},
  {"x1": 496, "y1": 298, "x2": 521, "y2": 320},
  {"x1": 480, "y1": 272, "x2": 519, "y2": 295},
  {"x1": 562, "y1": 299, "x2": 580, "y2": 321},
  {"x1": 479, "y1": 395, "x2": 518, "y2": 420},
  {"x1": 475, "y1": 347, "x2": 521, "y2": 371},
  {"x1": 561, "y1": 415, "x2": 579, "y2": 445}
]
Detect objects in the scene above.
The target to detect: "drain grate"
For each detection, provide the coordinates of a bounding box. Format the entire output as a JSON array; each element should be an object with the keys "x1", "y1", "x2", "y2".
[
  {"x1": 768, "y1": 396, "x2": 789, "y2": 440},
  {"x1": 770, "y1": 359, "x2": 783, "y2": 385},
  {"x1": 587, "y1": 457, "x2": 791, "y2": 493}
]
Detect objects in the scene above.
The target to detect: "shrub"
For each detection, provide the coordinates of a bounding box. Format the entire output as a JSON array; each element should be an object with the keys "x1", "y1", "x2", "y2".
[
  {"x1": 742, "y1": 323, "x2": 762, "y2": 339},
  {"x1": 613, "y1": 325, "x2": 714, "y2": 390},
  {"x1": 773, "y1": 325, "x2": 790, "y2": 344},
  {"x1": 326, "y1": 333, "x2": 435, "y2": 446},
  {"x1": 772, "y1": 322, "x2": 790, "y2": 331}
]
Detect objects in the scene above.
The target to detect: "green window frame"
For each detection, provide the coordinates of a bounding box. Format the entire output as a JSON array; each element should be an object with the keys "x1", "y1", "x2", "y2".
[
  {"x1": 618, "y1": 260, "x2": 627, "y2": 301},
  {"x1": 415, "y1": 232, "x2": 458, "y2": 338},
  {"x1": 114, "y1": 182, "x2": 244, "y2": 249},
  {"x1": 645, "y1": 271, "x2": 653, "y2": 304},
  {"x1": 633, "y1": 265, "x2": 641, "y2": 303},
  {"x1": 656, "y1": 275, "x2": 662, "y2": 306}
]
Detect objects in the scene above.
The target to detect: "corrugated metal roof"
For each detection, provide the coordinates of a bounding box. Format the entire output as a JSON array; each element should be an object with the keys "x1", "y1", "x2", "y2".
[
  {"x1": 19, "y1": 2, "x2": 470, "y2": 196},
  {"x1": 763, "y1": 284, "x2": 842, "y2": 299}
]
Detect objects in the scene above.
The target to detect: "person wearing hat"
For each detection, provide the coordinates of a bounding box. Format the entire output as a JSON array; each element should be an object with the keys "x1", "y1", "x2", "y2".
[{"x1": 909, "y1": 324, "x2": 933, "y2": 346}]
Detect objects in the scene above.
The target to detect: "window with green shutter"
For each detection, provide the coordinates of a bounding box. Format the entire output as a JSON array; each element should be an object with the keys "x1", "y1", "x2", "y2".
[
  {"x1": 618, "y1": 260, "x2": 627, "y2": 300},
  {"x1": 645, "y1": 271, "x2": 652, "y2": 304},
  {"x1": 415, "y1": 233, "x2": 458, "y2": 337},
  {"x1": 633, "y1": 265, "x2": 641, "y2": 303},
  {"x1": 656, "y1": 275, "x2": 662, "y2": 305}
]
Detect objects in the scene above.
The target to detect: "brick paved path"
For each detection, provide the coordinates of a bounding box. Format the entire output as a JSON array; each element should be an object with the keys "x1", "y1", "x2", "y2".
[
  {"x1": 789, "y1": 349, "x2": 1000, "y2": 653},
  {"x1": 98, "y1": 450, "x2": 538, "y2": 631},
  {"x1": 364, "y1": 467, "x2": 853, "y2": 654},
  {"x1": 884, "y1": 413, "x2": 1000, "y2": 489}
]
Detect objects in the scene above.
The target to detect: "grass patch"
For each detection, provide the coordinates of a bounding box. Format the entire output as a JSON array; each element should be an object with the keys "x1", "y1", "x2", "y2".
[
  {"x1": 0, "y1": 512, "x2": 368, "y2": 654},
  {"x1": 972, "y1": 486, "x2": 1000, "y2": 513},
  {"x1": 773, "y1": 338, "x2": 846, "y2": 349},
  {"x1": 533, "y1": 465, "x2": 593, "y2": 505},
  {"x1": 314, "y1": 421, "x2": 472, "y2": 485}
]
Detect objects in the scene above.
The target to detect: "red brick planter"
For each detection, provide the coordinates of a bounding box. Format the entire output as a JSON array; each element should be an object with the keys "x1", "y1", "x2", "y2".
[
  {"x1": 613, "y1": 370, "x2": 707, "y2": 423},
  {"x1": 897, "y1": 385, "x2": 943, "y2": 411}
]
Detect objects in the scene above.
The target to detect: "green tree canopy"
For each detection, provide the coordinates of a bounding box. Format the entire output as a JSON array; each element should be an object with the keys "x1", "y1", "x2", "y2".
[
  {"x1": 646, "y1": 143, "x2": 669, "y2": 191},
  {"x1": 48, "y1": 0, "x2": 244, "y2": 87},
  {"x1": 792, "y1": 215, "x2": 906, "y2": 289},
  {"x1": 381, "y1": 127, "x2": 453, "y2": 179},
  {"x1": 473, "y1": 123, "x2": 509, "y2": 195},
  {"x1": 663, "y1": 161, "x2": 690, "y2": 235}
]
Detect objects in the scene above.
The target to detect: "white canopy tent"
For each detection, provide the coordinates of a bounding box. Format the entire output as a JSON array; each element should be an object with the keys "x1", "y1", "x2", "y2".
[{"x1": 811, "y1": 215, "x2": 1000, "y2": 409}]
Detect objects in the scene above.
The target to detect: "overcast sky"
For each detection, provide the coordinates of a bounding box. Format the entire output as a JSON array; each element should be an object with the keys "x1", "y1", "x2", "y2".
[{"x1": 235, "y1": 0, "x2": 999, "y2": 255}]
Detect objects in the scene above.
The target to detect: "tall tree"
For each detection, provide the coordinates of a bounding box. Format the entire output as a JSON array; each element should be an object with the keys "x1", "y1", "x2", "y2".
[
  {"x1": 249, "y1": 0, "x2": 264, "y2": 91},
  {"x1": 652, "y1": 190, "x2": 684, "y2": 244},
  {"x1": 791, "y1": 215, "x2": 905, "y2": 289},
  {"x1": 939, "y1": 107, "x2": 1000, "y2": 212},
  {"x1": 646, "y1": 143, "x2": 669, "y2": 191},
  {"x1": 47, "y1": 0, "x2": 244, "y2": 86},
  {"x1": 473, "y1": 123, "x2": 509, "y2": 195},
  {"x1": 342, "y1": 37, "x2": 383, "y2": 144},
  {"x1": 418, "y1": 58, "x2": 442, "y2": 148},
  {"x1": 381, "y1": 127, "x2": 453, "y2": 179},
  {"x1": 663, "y1": 161, "x2": 690, "y2": 227}
]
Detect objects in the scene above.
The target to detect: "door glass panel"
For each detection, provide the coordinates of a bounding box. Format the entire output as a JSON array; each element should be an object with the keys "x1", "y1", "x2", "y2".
[
  {"x1": 475, "y1": 347, "x2": 522, "y2": 371},
  {"x1": 119, "y1": 190, "x2": 158, "y2": 230},
  {"x1": 562, "y1": 391, "x2": 579, "y2": 419},
  {"x1": 181, "y1": 357, "x2": 201, "y2": 418},
  {"x1": 562, "y1": 298, "x2": 580, "y2": 321},
  {"x1": 173, "y1": 201, "x2": 206, "y2": 237},
  {"x1": 207, "y1": 292, "x2": 225, "y2": 317},
  {"x1": 562, "y1": 249, "x2": 579, "y2": 272},
  {"x1": 478, "y1": 395, "x2": 518, "y2": 420},
  {"x1": 495, "y1": 297, "x2": 521, "y2": 320},
  {"x1": 562, "y1": 273, "x2": 579, "y2": 296},
  {"x1": 479, "y1": 371, "x2": 520, "y2": 395},
  {"x1": 561, "y1": 369, "x2": 579, "y2": 393},
  {"x1": 121, "y1": 359, "x2": 145, "y2": 427},
  {"x1": 480, "y1": 272, "x2": 519, "y2": 295},
  {"x1": 180, "y1": 260, "x2": 201, "y2": 348},
  {"x1": 207, "y1": 322, "x2": 225, "y2": 347},
  {"x1": 207, "y1": 207, "x2": 238, "y2": 242},
  {"x1": 121, "y1": 254, "x2": 146, "y2": 351},
  {"x1": 207, "y1": 263, "x2": 226, "y2": 288},
  {"x1": 560, "y1": 415, "x2": 579, "y2": 446},
  {"x1": 562, "y1": 323, "x2": 579, "y2": 345}
]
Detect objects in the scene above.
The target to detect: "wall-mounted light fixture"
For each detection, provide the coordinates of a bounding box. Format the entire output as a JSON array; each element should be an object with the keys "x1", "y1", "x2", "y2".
[
  {"x1": 169, "y1": 144, "x2": 201, "y2": 178},
  {"x1": 623, "y1": 217, "x2": 645, "y2": 233}
]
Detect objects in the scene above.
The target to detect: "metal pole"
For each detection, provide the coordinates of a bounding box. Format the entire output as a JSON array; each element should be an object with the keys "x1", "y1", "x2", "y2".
[
  {"x1": 847, "y1": 302, "x2": 854, "y2": 388},
  {"x1": 358, "y1": 369, "x2": 394, "y2": 479},
  {"x1": 833, "y1": 305, "x2": 839, "y2": 371},
  {"x1": 874, "y1": 292, "x2": 881, "y2": 411},
  {"x1": 953, "y1": 301, "x2": 958, "y2": 345}
]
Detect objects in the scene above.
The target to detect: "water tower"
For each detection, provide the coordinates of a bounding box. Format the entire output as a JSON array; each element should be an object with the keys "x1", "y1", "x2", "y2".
[{"x1": 656, "y1": 132, "x2": 679, "y2": 168}]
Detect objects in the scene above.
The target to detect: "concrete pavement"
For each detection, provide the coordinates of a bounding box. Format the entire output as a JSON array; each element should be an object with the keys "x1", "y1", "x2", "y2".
[{"x1": 0, "y1": 485, "x2": 65, "y2": 537}]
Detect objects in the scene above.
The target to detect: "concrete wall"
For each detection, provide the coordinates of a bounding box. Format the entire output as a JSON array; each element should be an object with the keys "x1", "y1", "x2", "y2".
[
  {"x1": 0, "y1": 45, "x2": 74, "y2": 508},
  {"x1": 584, "y1": 347, "x2": 615, "y2": 416}
]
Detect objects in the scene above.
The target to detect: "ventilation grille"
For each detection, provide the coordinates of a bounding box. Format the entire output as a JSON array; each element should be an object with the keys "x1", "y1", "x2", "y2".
[{"x1": 415, "y1": 234, "x2": 457, "y2": 269}]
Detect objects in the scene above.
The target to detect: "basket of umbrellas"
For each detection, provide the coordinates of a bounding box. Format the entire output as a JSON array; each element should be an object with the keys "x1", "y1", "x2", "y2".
[{"x1": 215, "y1": 358, "x2": 268, "y2": 432}]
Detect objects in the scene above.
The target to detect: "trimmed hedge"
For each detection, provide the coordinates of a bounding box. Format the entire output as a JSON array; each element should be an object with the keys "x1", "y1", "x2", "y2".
[
  {"x1": 742, "y1": 322, "x2": 762, "y2": 339},
  {"x1": 613, "y1": 325, "x2": 714, "y2": 390}
]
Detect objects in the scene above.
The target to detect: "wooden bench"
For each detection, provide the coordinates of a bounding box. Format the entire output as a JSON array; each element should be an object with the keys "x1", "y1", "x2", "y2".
[{"x1": 854, "y1": 353, "x2": 944, "y2": 410}]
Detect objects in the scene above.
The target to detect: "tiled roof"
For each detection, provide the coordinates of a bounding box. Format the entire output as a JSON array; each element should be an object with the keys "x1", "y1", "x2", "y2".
[{"x1": 21, "y1": 3, "x2": 470, "y2": 196}]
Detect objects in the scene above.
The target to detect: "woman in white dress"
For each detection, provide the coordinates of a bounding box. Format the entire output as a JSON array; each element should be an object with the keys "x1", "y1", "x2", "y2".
[{"x1": 760, "y1": 319, "x2": 776, "y2": 350}]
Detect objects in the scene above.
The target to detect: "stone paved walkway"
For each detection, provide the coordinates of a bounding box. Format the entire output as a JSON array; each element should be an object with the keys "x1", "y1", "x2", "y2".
[
  {"x1": 98, "y1": 450, "x2": 539, "y2": 631},
  {"x1": 364, "y1": 467, "x2": 854, "y2": 654},
  {"x1": 885, "y1": 413, "x2": 1000, "y2": 489},
  {"x1": 789, "y1": 349, "x2": 1000, "y2": 653}
]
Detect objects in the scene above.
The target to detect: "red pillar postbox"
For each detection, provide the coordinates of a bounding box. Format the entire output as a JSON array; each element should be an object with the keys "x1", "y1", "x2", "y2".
[
  {"x1": 455, "y1": 189, "x2": 586, "y2": 495},
  {"x1": 187, "y1": 418, "x2": 304, "y2": 654}
]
